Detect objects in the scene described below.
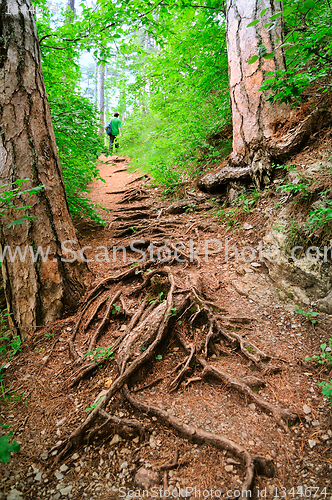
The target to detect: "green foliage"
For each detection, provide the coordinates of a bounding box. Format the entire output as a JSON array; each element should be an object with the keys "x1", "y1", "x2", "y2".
[
  {"x1": 248, "y1": 0, "x2": 332, "y2": 104},
  {"x1": 0, "y1": 179, "x2": 44, "y2": 229},
  {"x1": 295, "y1": 308, "x2": 319, "y2": 324},
  {"x1": 276, "y1": 180, "x2": 310, "y2": 199},
  {"x1": 0, "y1": 426, "x2": 20, "y2": 463},
  {"x1": 306, "y1": 201, "x2": 332, "y2": 231},
  {"x1": 305, "y1": 338, "x2": 332, "y2": 365},
  {"x1": 85, "y1": 396, "x2": 103, "y2": 412},
  {"x1": 84, "y1": 346, "x2": 114, "y2": 367},
  {"x1": 318, "y1": 379, "x2": 332, "y2": 405}
]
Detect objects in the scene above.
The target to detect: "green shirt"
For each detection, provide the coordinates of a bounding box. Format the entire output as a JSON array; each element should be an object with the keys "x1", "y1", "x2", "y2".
[{"x1": 111, "y1": 118, "x2": 121, "y2": 136}]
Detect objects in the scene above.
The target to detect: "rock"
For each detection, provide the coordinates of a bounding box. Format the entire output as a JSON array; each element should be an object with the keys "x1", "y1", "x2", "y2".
[
  {"x1": 321, "y1": 434, "x2": 329, "y2": 441},
  {"x1": 226, "y1": 458, "x2": 240, "y2": 465},
  {"x1": 198, "y1": 166, "x2": 251, "y2": 193},
  {"x1": 40, "y1": 452, "x2": 48, "y2": 460},
  {"x1": 55, "y1": 473, "x2": 64, "y2": 481},
  {"x1": 71, "y1": 453, "x2": 79, "y2": 460},
  {"x1": 132, "y1": 436, "x2": 139, "y2": 444},
  {"x1": 303, "y1": 404, "x2": 311, "y2": 414},
  {"x1": 248, "y1": 440, "x2": 255, "y2": 446},
  {"x1": 59, "y1": 465, "x2": 68, "y2": 473},
  {"x1": 34, "y1": 472, "x2": 42, "y2": 481},
  {"x1": 6, "y1": 489, "x2": 23, "y2": 500},
  {"x1": 56, "y1": 418, "x2": 66, "y2": 427},
  {"x1": 149, "y1": 435, "x2": 157, "y2": 449},
  {"x1": 120, "y1": 462, "x2": 128, "y2": 470},
  {"x1": 110, "y1": 434, "x2": 122, "y2": 445},
  {"x1": 308, "y1": 439, "x2": 317, "y2": 449},
  {"x1": 248, "y1": 403, "x2": 256, "y2": 411},
  {"x1": 224, "y1": 465, "x2": 234, "y2": 472},
  {"x1": 59, "y1": 485, "x2": 73, "y2": 496},
  {"x1": 134, "y1": 467, "x2": 160, "y2": 489},
  {"x1": 166, "y1": 199, "x2": 198, "y2": 214}
]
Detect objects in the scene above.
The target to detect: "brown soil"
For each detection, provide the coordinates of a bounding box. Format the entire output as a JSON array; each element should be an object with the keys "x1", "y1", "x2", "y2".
[{"x1": 1, "y1": 154, "x2": 331, "y2": 500}]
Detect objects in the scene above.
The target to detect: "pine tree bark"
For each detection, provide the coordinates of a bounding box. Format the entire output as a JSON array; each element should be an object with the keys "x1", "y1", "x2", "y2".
[
  {"x1": 0, "y1": 0, "x2": 90, "y2": 338},
  {"x1": 98, "y1": 62, "x2": 105, "y2": 135},
  {"x1": 226, "y1": 0, "x2": 290, "y2": 183}
]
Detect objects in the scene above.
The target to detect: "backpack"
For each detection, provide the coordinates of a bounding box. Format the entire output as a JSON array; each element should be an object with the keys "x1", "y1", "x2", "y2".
[{"x1": 105, "y1": 120, "x2": 112, "y2": 136}]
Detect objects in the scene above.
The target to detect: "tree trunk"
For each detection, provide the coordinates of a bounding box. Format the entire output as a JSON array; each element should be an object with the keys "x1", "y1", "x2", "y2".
[
  {"x1": 66, "y1": 0, "x2": 75, "y2": 21},
  {"x1": 0, "y1": 0, "x2": 90, "y2": 338},
  {"x1": 98, "y1": 62, "x2": 105, "y2": 135},
  {"x1": 226, "y1": 0, "x2": 290, "y2": 183}
]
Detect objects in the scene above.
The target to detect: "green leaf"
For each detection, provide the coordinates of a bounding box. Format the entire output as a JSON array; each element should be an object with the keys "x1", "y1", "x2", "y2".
[
  {"x1": 262, "y1": 53, "x2": 275, "y2": 59},
  {"x1": 6, "y1": 216, "x2": 38, "y2": 228},
  {"x1": 0, "y1": 433, "x2": 20, "y2": 463},
  {"x1": 270, "y1": 12, "x2": 283, "y2": 20},
  {"x1": 286, "y1": 45, "x2": 298, "y2": 56},
  {"x1": 303, "y1": 0, "x2": 315, "y2": 9},
  {"x1": 155, "y1": 354, "x2": 162, "y2": 360},
  {"x1": 247, "y1": 20, "x2": 260, "y2": 27},
  {"x1": 248, "y1": 55, "x2": 259, "y2": 64},
  {"x1": 295, "y1": 308, "x2": 305, "y2": 315},
  {"x1": 260, "y1": 8, "x2": 268, "y2": 17}
]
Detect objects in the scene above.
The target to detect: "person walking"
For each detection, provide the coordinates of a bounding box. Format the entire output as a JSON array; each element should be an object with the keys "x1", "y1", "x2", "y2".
[{"x1": 106, "y1": 112, "x2": 121, "y2": 152}]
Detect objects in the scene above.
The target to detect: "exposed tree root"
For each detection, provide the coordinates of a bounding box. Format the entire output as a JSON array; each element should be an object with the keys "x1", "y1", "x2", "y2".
[
  {"x1": 123, "y1": 385, "x2": 275, "y2": 496},
  {"x1": 50, "y1": 266, "x2": 302, "y2": 494}
]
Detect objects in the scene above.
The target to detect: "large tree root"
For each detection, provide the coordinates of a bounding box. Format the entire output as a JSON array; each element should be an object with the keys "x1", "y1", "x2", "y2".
[
  {"x1": 50, "y1": 269, "x2": 302, "y2": 496},
  {"x1": 123, "y1": 385, "x2": 275, "y2": 497}
]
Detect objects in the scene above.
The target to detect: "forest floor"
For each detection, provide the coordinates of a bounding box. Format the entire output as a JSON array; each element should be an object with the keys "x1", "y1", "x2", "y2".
[{"x1": 1, "y1": 153, "x2": 332, "y2": 500}]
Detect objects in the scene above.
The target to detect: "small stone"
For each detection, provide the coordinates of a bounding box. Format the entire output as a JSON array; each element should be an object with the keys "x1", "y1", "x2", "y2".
[
  {"x1": 110, "y1": 434, "x2": 122, "y2": 446},
  {"x1": 251, "y1": 262, "x2": 261, "y2": 268},
  {"x1": 321, "y1": 434, "x2": 329, "y2": 441},
  {"x1": 54, "y1": 473, "x2": 64, "y2": 481},
  {"x1": 179, "y1": 489, "x2": 191, "y2": 498},
  {"x1": 71, "y1": 453, "x2": 79, "y2": 460},
  {"x1": 40, "y1": 452, "x2": 48, "y2": 460},
  {"x1": 152, "y1": 417, "x2": 157, "y2": 421},
  {"x1": 226, "y1": 458, "x2": 240, "y2": 465},
  {"x1": 56, "y1": 418, "x2": 66, "y2": 427},
  {"x1": 59, "y1": 465, "x2": 68, "y2": 473},
  {"x1": 149, "y1": 436, "x2": 157, "y2": 449},
  {"x1": 120, "y1": 325, "x2": 127, "y2": 331},
  {"x1": 120, "y1": 462, "x2": 128, "y2": 470},
  {"x1": 134, "y1": 468, "x2": 160, "y2": 489},
  {"x1": 34, "y1": 473, "x2": 42, "y2": 482},
  {"x1": 248, "y1": 403, "x2": 256, "y2": 411},
  {"x1": 6, "y1": 489, "x2": 23, "y2": 500},
  {"x1": 224, "y1": 465, "x2": 233, "y2": 472},
  {"x1": 59, "y1": 485, "x2": 73, "y2": 496},
  {"x1": 303, "y1": 404, "x2": 311, "y2": 415},
  {"x1": 248, "y1": 440, "x2": 255, "y2": 446},
  {"x1": 308, "y1": 439, "x2": 317, "y2": 449},
  {"x1": 132, "y1": 436, "x2": 139, "y2": 444}
]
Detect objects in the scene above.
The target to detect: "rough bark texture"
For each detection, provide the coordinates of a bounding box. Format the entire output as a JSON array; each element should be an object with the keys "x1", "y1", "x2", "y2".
[
  {"x1": 226, "y1": 0, "x2": 290, "y2": 168},
  {"x1": 98, "y1": 61, "x2": 105, "y2": 135},
  {"x1": 0, "y1": 0, "x2": 89, "y2": 337}
]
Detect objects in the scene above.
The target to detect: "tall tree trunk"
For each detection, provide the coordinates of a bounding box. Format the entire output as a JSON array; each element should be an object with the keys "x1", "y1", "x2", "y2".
[
  {"x1": 94, "y1": 59, "x2": 98, "y2": 105},
  {"x1": 66, "y1": 0, "x2": 75, "y2": 21},
  {"x1": 98, "y1": 62, "x2": 105, "y2": 135},
  {"x1": 0, "y1": 0, "x2": 90, "y2": 338},
  {"x1": 226, "y1": 0, "x2": 290, "y2": 183}
]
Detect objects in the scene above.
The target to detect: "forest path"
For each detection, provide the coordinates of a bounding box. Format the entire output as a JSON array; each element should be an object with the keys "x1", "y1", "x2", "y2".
[{"x1": 1, "y1": 155, "x2": 330, "y2": 499}]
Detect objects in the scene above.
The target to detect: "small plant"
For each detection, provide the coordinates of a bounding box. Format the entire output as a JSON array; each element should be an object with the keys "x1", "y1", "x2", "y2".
[
  {"x1": 295, "y1": 308, "x2": 319, "y2": 325},
  {"x1": 85, "y1": 396, "x2": 103, "y2": 412},
  {"x1": 245, "y1": 346, "x2": 254, "y2": 354},
  {"x1": 169, "y1": 307, "x2": 178, "y2": 317},
  {"x1": 0, "y1": 424, "x2": 20, "y2": 462},
  {"x1": 318, "y1": 379, "x2": 332, "y2": 406},
  {"x1": 276, "y1": 179, "x2": 310, "y2": 201},
  {"x1": 84, "y1": 346, "x2": 114, "y2": 367},
  {"x1": 44, "y1": 333, "x2": 55, "y2": 340},
  {"x1": 155, "y1": 354, "x2": 162, "y2": 360},
  {"x1": 111, "y1": 305, "x2": 121, "y2": 315},
  {"x1": 305, "y1": 338, "x2": 332, "y2": 365}
]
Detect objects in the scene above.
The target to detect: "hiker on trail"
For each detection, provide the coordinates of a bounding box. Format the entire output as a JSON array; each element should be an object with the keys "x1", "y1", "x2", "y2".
[{"x1": 106, "y1": 112, "x2": 121, "y2": 151}]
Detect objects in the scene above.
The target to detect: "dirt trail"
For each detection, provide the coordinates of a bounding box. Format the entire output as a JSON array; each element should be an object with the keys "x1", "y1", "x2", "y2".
[{"x1": 1, "y1": 155, "x2": 331, "y2": 500}]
